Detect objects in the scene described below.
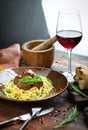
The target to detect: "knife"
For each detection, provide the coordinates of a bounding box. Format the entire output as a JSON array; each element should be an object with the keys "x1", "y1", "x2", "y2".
[
  {"x1": 19, "y1": 107, "x2": 54, "y2": 130},
  {"x1": 0, "y1": 108, "x2": 41, "y2": 128},
  {"x1": 0, "y1": 113, "x2": 31, "y2": 127},
  {"x1": 0, "y1": 107, "x2": 54, "y2": 129}
]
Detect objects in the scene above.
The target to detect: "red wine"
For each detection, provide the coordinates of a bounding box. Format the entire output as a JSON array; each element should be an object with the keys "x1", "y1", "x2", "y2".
[{"x1": 56, "y1": 30, "x2": 82, "y2": 50}]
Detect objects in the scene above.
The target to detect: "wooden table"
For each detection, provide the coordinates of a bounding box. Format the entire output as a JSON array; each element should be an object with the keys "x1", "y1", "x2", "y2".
[
  {"x1": 0, "y1": 50, "x2": 88, "y2": 130},
  {"x1": 52, "y1": 50, "x2": 88, "y2": 72}
]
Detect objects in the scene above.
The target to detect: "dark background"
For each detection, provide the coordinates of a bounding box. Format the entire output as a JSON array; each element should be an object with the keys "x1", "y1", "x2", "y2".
[{"x1": 0, "y1": 0, "x2": 49, "y2": 48}]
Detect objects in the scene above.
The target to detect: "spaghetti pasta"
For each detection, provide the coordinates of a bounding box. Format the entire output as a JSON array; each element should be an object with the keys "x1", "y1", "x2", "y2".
[{"x1": 3, "y1": 76, "x2": 54, "y2": 100}]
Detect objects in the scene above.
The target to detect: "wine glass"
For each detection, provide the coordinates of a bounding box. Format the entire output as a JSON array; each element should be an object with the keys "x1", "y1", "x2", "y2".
[{"x1": 56, "y1": 9, "x2": 82, "y2": 81}]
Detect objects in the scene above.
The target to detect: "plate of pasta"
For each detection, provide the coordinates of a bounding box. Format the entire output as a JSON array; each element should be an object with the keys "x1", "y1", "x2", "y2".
[{"x1": 0, "y1": 67, "x2": 68, "y2": 102}]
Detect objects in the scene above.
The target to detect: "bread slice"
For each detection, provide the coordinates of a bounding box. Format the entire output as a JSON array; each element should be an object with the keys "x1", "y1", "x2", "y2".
[{"x1": 74, "y1": 66, "x2": 88, "y2": 90}]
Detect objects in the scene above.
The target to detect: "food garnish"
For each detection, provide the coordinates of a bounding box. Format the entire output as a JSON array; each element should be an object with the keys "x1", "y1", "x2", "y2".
[
  {"x1": 19, "y1": 75, "x2": 42, "y2": 84},
  {"x1": 2, "y1": 69, "x2": 54, "y2": 100},
  {"x1": 69, "y1": 82, "x2": 88, "y2": 97},
  {"x1": 13, "y1": 70, "x2": 43, "y2": 90},
  {"x1": 54, "y1": 105, "x2": 79, "y2": 128}
]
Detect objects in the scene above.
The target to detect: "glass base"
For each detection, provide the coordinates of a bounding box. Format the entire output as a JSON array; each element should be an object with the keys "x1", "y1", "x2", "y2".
[{"x1": 62, "y1": 72, "x2": 75, "y2": 82}]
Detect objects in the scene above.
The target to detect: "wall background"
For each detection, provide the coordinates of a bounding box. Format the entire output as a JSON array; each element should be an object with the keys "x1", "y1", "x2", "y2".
[
  {"x1": 0, "y1": 0, "x2": 49, "y2": 49},
  {"x1": 42, "y1": 0, "x2": 88, "y2": 56}
]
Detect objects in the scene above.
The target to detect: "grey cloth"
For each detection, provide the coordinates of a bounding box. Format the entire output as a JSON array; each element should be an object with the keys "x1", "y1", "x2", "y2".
[{"x1": 0, "y1": 0, "x2": 49, "y2": 48}]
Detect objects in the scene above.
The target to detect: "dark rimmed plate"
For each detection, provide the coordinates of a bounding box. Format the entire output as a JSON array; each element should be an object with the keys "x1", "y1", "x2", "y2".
[{"x1": 0, "y1": 67, "x2": 68, "y2": 102}]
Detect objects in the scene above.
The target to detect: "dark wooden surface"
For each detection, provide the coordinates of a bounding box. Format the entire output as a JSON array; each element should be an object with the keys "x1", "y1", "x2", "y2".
[{"x1": 0, "y1": 50, "x2": 88, "y2": 130}]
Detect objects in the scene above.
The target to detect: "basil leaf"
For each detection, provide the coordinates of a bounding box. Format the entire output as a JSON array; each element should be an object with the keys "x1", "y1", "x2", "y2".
[
  {"x1": 33, "y1": 75, "x2": 42, "y2": 83},
  {"x1": 19, "y1": 75, "x2": 42, "y2": 85},
  {"x1": 19, "y1": 76, "x2": 34, "y2": 85}
]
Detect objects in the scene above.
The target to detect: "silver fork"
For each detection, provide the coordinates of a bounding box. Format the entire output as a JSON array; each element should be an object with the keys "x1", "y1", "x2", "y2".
[
  {"x1": 19, "y1": 107, "x2": 42, "y2": 130},
  {"x1": 0, "y1": 108, "x2": 41, "y2": 128}
]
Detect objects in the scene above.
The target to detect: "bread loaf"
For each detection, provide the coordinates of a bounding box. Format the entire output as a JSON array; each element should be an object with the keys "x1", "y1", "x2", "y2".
[{"x1": 74, "y1": 66, "x2": 88, "y2": 90}]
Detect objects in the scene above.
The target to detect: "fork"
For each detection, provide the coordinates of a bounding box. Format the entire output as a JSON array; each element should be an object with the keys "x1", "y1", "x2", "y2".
[
  {"x1": 0, "y1": 108, "x2": 41, "y2": 128},
  {"x1": 19, "y1": 107, "x2": 42, "y2": 130}
]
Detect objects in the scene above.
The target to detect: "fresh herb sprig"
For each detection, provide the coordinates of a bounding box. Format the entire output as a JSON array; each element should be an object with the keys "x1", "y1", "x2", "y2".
[
  {"x1": 19, "y1": 74, "x2": 42, "y2": 85},
  {"x1": 69, "y1": 83, "x2": 88, "y2": 97},
  {"x1": 54, "y1": 105, "x2": 79, "y2": 129}
]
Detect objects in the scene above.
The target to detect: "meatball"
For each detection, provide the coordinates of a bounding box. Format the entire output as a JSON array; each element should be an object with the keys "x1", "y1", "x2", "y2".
[{"x1": 13, "y1": 69, "x2": 43, "y2": 90}]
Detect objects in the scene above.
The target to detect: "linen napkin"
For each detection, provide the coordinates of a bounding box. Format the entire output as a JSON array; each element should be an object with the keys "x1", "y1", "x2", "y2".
[{"x1": 0, "y1": 44, "x2": 21, "y2": 69}]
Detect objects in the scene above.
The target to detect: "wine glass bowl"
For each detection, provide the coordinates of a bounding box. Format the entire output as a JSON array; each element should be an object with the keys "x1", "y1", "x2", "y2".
[
  {"x1": 56, "y1": 30, "x2": 82, "y2": 50},
  {"x1": 56, "y1": 9, "x2": 82, "y2": 81}
]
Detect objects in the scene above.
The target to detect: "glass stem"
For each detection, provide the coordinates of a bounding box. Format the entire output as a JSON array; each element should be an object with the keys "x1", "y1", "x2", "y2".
[{"x1": 67, "y1": 50, "x2": 72, "y2": 74}]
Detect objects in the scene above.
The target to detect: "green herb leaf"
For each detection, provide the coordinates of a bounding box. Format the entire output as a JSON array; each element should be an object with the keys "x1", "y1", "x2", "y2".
[
  {"x1": 69, "y1": 83, "x2": 88, "y2": 97},
  {"x1": 47, "y1": 78, "x2": 53, "y2": 85},
  {"x1": 54, "y1": 105, "x2": 79, "y2": 128},
  {"x1": 6, "y1": 88, "x2": 11, "y2": 93},
  {"x1": 19, "y1": 76, "x2": 34, "y2": 85},
  {"x1": 33, "y1": 75, "x2": 42, "y2": 83},
  {"x1": 19, "y1": 75, "x2": 42, "y2": 85},
  {"x1": 2, "y1": 89, "x2": 6, "y2": 94}
]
